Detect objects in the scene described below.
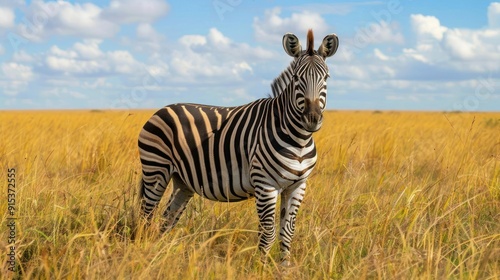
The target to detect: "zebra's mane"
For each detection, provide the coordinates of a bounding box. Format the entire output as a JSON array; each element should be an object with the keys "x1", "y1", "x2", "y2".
[{"x1": 270, "y1": 62, "x2": 295, "y2": 98}]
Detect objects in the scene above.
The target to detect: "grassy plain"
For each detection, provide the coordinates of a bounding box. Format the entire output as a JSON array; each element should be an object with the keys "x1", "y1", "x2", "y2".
[{"x1": 1, "y1": 110, "x2": 499, "y2": 279}]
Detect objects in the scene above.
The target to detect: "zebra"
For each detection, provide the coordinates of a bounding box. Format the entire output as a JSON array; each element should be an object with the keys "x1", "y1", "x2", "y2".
[{"x1": 138, "y1": 29, "x2": 339, "y2": 265}]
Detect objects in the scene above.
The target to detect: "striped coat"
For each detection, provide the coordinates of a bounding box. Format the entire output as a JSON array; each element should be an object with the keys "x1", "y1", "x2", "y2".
[{"x1": 138, "y1": 29, "x2": 338, "y2": 265}]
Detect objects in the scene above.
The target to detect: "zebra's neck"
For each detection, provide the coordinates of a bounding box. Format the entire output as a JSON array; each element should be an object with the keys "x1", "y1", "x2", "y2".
[{"x1": 270, "y1": 61, "x2": 313, "y2": 147}]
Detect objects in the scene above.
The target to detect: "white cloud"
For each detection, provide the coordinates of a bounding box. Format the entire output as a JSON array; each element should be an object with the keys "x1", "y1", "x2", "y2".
[
  {"x1": 17, "y1": 1, "x2": 119, "y2": 40},
  {"x1": 405, "y1": 13, "x2": 500, "y2": 72},
  {"x1": 49, "y1": 39, "x2": 104, "y2": 60},
  {"x1": 44, "y1": 40, "x2": 143, "y2": 75},
  {"x1": 137, "y1": 23, "x2": 157, "y2": 38},
  {"x1": 331, "y1": 62, "x2": 396, "y2": 80},
  {"x1": 45, "y1": 78, "x2": 80, "y2": 88},
  {"x1": 41, "y1": 87, "x2": 86, "y2": 99},
  {"x1": 332, "y1": 65, "x2": 367, "y2": 80},
  {"x1": 145, "y1": 64, "x2": 169, "y2": 79},
  {"x1": 103, "y1": 0, "x2": 169, "y2": 24},
  {"x1": 207, "y1": 28, "x2": 231, "y2": 46},
  {"x1": 179, "y1": 35, "x2": 206, "y2": 47},
  {"x1": 443, "y1": 29, "x2": 500, "y2": 72},
  {"x1": 0, "y1": 6, "x2": 15, "y2": 28},
  {"x1": 170, "y1": 28, "x2": 273, "y2": 82},
  {"x1": 402, "y1": 47, "x2": 431, "y2": 63},
  {"x1": 329, "y1": 4, "x2": 500, "y2": 110},
  {"x1": 12, "y1": 50, "x2": 35, "y2": 62},
  {"x1": 359, "y1": 20, "x2": 404, "y2": 44},
  {"x1": 377, "y1": 21, "x2": 404, "y2": 44},
  {"x1": 82, "y1": 78, "x2": 111, "y2": 89},
  {"x1": 442, "y1": 29, "x2": 476, "y2": 60},
  {"x1": 49, "y1": 45, "x2": 77, "y2": 58},
  {"x1": 341, "y1": 20, "x2": 404, "y2": 60},
  {"x1": 411, "y1": 14, "x2": 447, "y2": 41},
  {"x1": 374, "y1": 48, "x2": 389, "y2": 60},
  {"x1": 73, "y1": 39, "x2": 104, "y2": 59},
  {"x1": 14, "y1": 0, "x2": 169, "y2": 41},
  {"x1": 2, "y1": 62, "x2": 32, "y2": 80},
  {"x1": 488, "y1": 2, "x2": 500, "y2": 28},
  {"x1": 45, "y1": 56, "x2": 101, "y2": 74},
  {"x1": 253, "y1": 8, "x2": 328, "y2": 44},
  {"x1": 222, "y1": 88, "x2": 254, "y2": 104},
  {"x1": 133, "y1": 23, "x2": 167, "y2": 53},
  {"x1": 0, "y1": 62, "x2": 33, "y2": 96},
  {"x1": 107, "y1": 50, "x2": 138, "y2": 74}
]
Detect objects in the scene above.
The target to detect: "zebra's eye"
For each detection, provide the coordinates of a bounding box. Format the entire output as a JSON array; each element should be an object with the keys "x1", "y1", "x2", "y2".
[
  {"x1": 293, "y1": 74, "x2": 299, "y2": 82},
  {"x1": 324, "y1": 73, "x2": 330, "y2": 80}
]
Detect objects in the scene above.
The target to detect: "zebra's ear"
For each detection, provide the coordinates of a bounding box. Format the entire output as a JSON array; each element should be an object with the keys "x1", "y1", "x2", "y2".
[
  {"x1": 282, "y1": 33, "x2": 302, "y2": 57},
  {"x1": 318, "y1": 34, "x2": 339, "y2": 58}
]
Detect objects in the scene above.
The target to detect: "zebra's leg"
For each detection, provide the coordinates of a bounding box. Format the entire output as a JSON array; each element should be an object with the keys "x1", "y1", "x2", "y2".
[
  {"x1": 160, "y1": 175, "x2": 194, "y2": 233},
  {"x1": 255, "y1": 185, "x2": 279, "y2": 257},
  {"x1": 279, "y1": 182, "x2": 306, "y2": 266},
  {"x1": 140, "y1": 169, "x2": 171, "y2": 222}
]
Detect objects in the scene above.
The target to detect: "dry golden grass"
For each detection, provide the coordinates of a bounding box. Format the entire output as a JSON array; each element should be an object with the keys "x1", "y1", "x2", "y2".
[{"x1": 1, "y1": 110, "x2": 499, "y2": 279}]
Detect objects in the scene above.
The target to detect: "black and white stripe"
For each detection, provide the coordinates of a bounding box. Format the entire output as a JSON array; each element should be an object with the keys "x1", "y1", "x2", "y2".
[{"x1": 138, "y1": 30, "x2": 338, "y2": 265}]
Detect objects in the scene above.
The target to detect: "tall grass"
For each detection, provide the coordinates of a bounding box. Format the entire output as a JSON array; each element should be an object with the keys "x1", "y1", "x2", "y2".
[{"x1": 1, "y1": 110, "x2": 499, "y2": 279}]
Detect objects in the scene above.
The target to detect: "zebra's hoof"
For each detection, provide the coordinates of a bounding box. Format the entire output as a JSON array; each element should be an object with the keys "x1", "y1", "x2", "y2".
[{"x1": 280, "y1": 257, "x2": 292, "y2": 267}]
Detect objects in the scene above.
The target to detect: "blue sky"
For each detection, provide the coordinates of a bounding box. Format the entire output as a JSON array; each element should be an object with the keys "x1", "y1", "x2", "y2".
[{"x1": 0, "y1": 0, "x2": 499, "y2": 111}]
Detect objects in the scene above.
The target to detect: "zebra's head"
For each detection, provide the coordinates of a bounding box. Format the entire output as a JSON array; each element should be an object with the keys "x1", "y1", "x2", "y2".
[{"x1": 282, "y1": 29, "x2": 338, "y2": 132}]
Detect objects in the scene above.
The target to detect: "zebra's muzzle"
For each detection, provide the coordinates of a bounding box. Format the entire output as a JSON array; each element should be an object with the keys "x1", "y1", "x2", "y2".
[{"x1": 302, "y1": 98, "x2": 323, "y2": 132}]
